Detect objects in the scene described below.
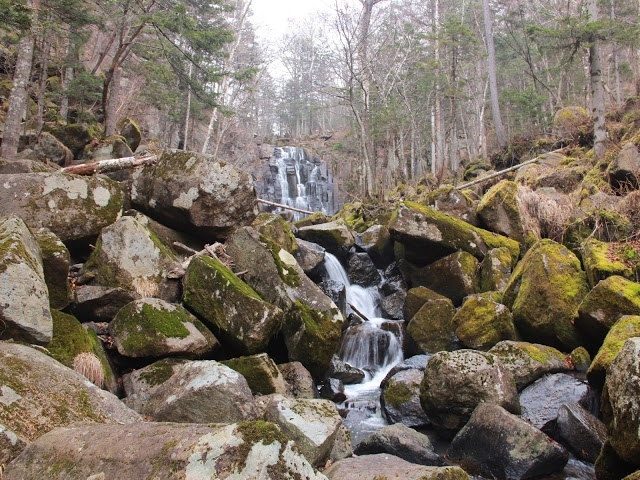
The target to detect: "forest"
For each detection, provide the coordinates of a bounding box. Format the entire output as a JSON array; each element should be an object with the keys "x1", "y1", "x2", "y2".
[{"x1": 1, "y1": 0, "x2": 639, "y2": 199}]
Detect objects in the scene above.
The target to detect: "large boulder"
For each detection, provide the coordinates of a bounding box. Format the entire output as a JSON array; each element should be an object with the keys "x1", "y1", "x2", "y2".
[
  {"x1": 69, "y1": 285, "x2": 140, "y2": 322},
  {"x1": 477, "y1": 180, "x2": 526, "y2": 244},
  {"x1": 122, "y1": 358, "x2": 187, "y2": 412},
  {"x1": 80, "y1": 215, "x2": 178, "y2": 300},
  {"x1": 380, "y1": 367, "x2": 430, "y2": 428},
  {"x1": 33, "y1": 131, "x2": 73, "y2": 166},
  {"x1": 296, "y1": 221, "x2": 355, "y2": 259},
  {"x1": 503, "y1": 239, "x2": 588, "y2": 351},
  {"x1": 582, "y1": 238, "x2": 637, "y2": 288},
  {"x1": 346, "y1": 251, "x2": 381, "y2": 287},
  {"x1": 131, "y1": 150, "x2": 259, "y2": 240},
  {"x1": 0, "y1": 216, "x2": 52, "y2": 344},
  {"x1": 33, "y1": 228, "x2": 73, "y2": 310},
  {"x1": 388, "y1": 202, "x2": 519, "y2": 267},
  {"x1": 223, "y1": 353, "x2": 289, "y2": 395},
  {"x1": 406, "y1": 289, "x2": 456, "y2": 354},
  {"x1": 452, "y1": 296, "x2": 519, "y2": 350},
  {"x1": 355, "y1": 224, "x2": 394, "y2": 268},
  {"x1": 0, "y1": 173, "x2": 123, "y2": 243},
  {"x1": 294, "y1": 239, "x2": 326, "y2": 277},
  {"x1": 182, "y1": 254, "x2": 283, "y2": 355},
  {"x1": 607, "y1": 142, "x2": 640, "y2": 190},
  {"x1": 0, "y1": 342, "x2": 140, "y2": 442},
  {"x1": 479, "y1": 246, "x2": 513, "y2": 292},
  {"x1": 447, "y1": 403, "x2": 569, "y2": 480},
  {"x1": 252, "y1": 212, "x2": 298, "y2": 254},
  {"x1": 109, "y1": 298, "x2": 219, "y2": 358},
  {"x1": 278, "y1": 361, "x2": 317, "y2": 399},
  {"x1": 425, "y1": 186, "x2": 478, "y2": 225},
  {"x1": 420, "y1": 350, "x2": 520, "y2": 439},
  {"x1": 2, "y1": 421, "x2": 327, "y2": 480},
  {"x1": 556, "y1": 402, "x2": 607, "y2": 463}
]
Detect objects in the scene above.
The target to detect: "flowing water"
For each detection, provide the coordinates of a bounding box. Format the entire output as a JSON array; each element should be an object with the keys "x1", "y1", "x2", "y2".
[{"x1": 323, "y1": 253, "x2": 404, "y2": 445}]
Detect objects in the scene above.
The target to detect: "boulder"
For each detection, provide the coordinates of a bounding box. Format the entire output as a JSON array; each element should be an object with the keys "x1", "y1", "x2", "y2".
[
  {"x1": 582, "y1": 238, "x2": 636, "y2": 288},
  {"x1": 294, "y1": 238, "x2": 326, "y2": 277},
  {"x1": 0, "y1": 158, "x2": 57, "y2": 174},
  {"x1": 556, "y1": 402, "x2": 607, "y2": 463},
  {"x1": 595, "y1": 440, "x2": 637, "y2": 480},
  {"x1": 420, "y1": 349, "x2": 520, "y2": 439},
  {"x1": 503, "y1": 239, "x2": 588, "y2": 351},
  {"x1": 118, "y1": 118, "x2": 142, "y2": 152},
  {"x1": 489, "y1": 341, "x2": 573, "y2": 391},
  {"x1": 318, "y1": 378, "x2": 346, "y2": 403},
  {"x1": 32, "y1": 228, "x2": 73, "y2": 310},
  {"x1": 354, "y1": 423, "x2": 442, "y2": 466},
  {"x1": 109, "y1": 298, "x2": 219, "y2": 358},
  {"x1": 182, "y1": 254, "x2": 283, "y2": 355},
  {"x1": 406, "y1": 290, "x2": 456, "y2": 354},
  {"x1": 328, "y1": 356, "x2": 365, "y2": 384},
  {"x1": 587, "y1": 315, "x2": 640, "y2": 390},
  {"x1": 0, "y1": 423, "x2": 25, "y2": 466},
  {"x1": 296, "y1": 221, "x2": 355, "y2": 259},
  {"x1": 388, "y1": 202, "x2": 519, "y2": 267},
  {"x1": 136, "y1": 360, "x2": 258, "y2": 423},
  {"x1": 601, "y1": 337, "x2": 640, "y2": 466},
  {"x1": 447, "y1": 403, "x2": 569, "y2": 480},
  {"x1": 425, "y1": 186, "x2": 478, "y2": 226},
  {"x1": 477, "y1": 180, "x2": 525, "y2": 244},
  {"x1": 355, "y1": 224, "x2": 394, "y2": 268},
  {"x1": 0, "y1": 216, "x2": 52, "y2": 344},
  {"x1": 278, "y1": 361, "x2": 317, "y2": 399},
  {"x1": 122, "y1": 358, "x2": 187, "y2": 412},
  {"x1": 379, "y1": 291, "x2": 406, "y2": 320},
  {"x1": 408, "y1": 250, "x2": 479, "y2": 306},
  {"x1": 479, "y1": 246, "x2": 513, "y2": 292},
  {"x1": 452, "y1": 296, "x2": 519, "y2": 350},
  {"x1": 33, "y1": 131, "x2": 73, "y2": 166},
  {"x1": 380, "y1": 262, "x2": 407, "y2": 296},
  {"x1": 223, "y1": 353, "x2": 289, "y2": 395},
  {"x1": 263, "y1": 394, "x2": 343, "y2": 467},
  {"x1": 519, "y1": 373, "x2": 596, "y2": 434},
  {"x1": 576, "y1": 275, "x2": 640, "y2": 351},
  {"x1": 2, "y1": 421, "x2": 327, "y2": 480},
  {"x1": 346, "y1": 251, "x2": 381, "y2": 287},
  {"x1": 70, "y1": 285, "x2": 140, "y2": 323},
  {"x1": 608, "y1": 142, "x2": 640, "y2": 190},
  {"x1": 131, "y1": 150, "x2": 259, "y2": 241},
  {"x1": 80, "y1": 215, "x2": 178, "y2": 300},
  {"x1": 252, "y1": 212, "x2": 298, "y2": 254},
  {"x1": 0, "y1": 173, "x2": 123, "y2": 243},
  {"x1": 381, "y1": 367, "x2": 430, "y2": 428},
  {"x1": 318, "y1": 279, "x2": 347, "y2": 316},
  {"x1": 323, "y1": 454, "x2": 470, "y2": 480},
  {"x1": 0, "y1": 342, "x2": 140, "y2": 442},
  {"x1": 47, "y1": 122, "x2": 101, "y2": 158}
]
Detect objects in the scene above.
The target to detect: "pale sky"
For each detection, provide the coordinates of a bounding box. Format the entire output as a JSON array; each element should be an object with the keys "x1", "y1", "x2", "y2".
[{"x1": 250, "y1": 0, "x2": 335, "y2": 40}]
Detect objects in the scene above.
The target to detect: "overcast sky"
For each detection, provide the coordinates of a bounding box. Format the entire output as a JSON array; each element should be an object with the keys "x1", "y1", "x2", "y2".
[{"x1": 250, "y1": 0, "x2": 336, "y2": 40}]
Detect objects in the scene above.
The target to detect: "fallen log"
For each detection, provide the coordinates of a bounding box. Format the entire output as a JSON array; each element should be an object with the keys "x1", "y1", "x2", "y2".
[
  {"x1": 455, "y1": 157, "x2": 539, "y2": 190},
  {"x1": 60, "y1": 154, "x2": 157, "y2": 175},
  {"x1": 258, "y1": 198, "x2": 315, "y2": 215}
]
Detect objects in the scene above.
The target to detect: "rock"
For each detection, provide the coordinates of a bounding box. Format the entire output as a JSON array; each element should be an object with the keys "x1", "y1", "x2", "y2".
[
  {"x1": 379, "y1": 291, "x2": 406, "y2": 320},
  {"x1": 406, "y1": 289, "x2": 456, "y2": 354},
  {"x1": 403, "y1": 286, "x2": 440, "y2": 320},
  {"x1": 489, "y1": 341, "x2": 573, "y2": 391},
  {"x1": 296, "y1": 221, "x2": 355, "y2": 259},
  {"x1": 131, "y1": 150, "x2": 259, "y2": 241},
  {"x1": 519, "y1": 373, "x2": 596, "y2": 434},
  {"x1": 381, "y1": 368, "x2": 430, "y2": 428},
  {"x1": 0, "y1": 158, "x2": 57, "y2": 174},
  {"x1": 118, "y1": 118, "x2": 142, "y2": 152},
  {"x1": 80, "y1": 215, "x2": 179, "y2": 301},
  {"x1": 479, "y1": 246, "x2": 513, "y2": 292},
  {"x1": 382, "y1": 354, "x2": 431, "y2": 381},
  {"x1": 47, "y1": 122, "x2": 102, "y2": 158},
  {"x1": 319, "y1": 378, "x2": 346, "y2": 403},
  {"x1": 425, "y1": 186, "x2": 478, "y2": 226},
  {"x1": 328, "y1": 424, "x2": 353, "y2": 463},
  {"x1": 601, "y1": 337, "x2": 640, "y2": 466},
  {"x1": 137, "y1": 360, "x2": 258, "y2": 423},
  {"x1": 0, "y1": 423, "x2": 25, "y2": 466},
  {"x1": 252, "y1": 212, "x2": 298, "y2": 254},
  {"x1": 608, "y1": 142, "x2": 640, "y2": 190},
  {"x1": 70, "y1": 285, "x2": 141, "y2": 322},
  {"x1": 447, "y1": 403, "x2": 569, "y2": 480},
  {"x1": 346, "y1": 251, "x2": 381, "y2": 287},
  {"x1": 388, "y1": 202, "x2": 519, "y2": 267},
  {"x1": 2, "y1": 421, "x2": 327, "y2": 480},
  {"x1": 323, "y1": 454, "x2": 470, "y2": 480},
  {"x1": 33, "y1": 131, "x2": 73, "y2": 166},
  {"x1": 503, "y1": 239, "x2": 588, "y2": 351},
  {"x1": 582, "y1": 238, "x2": 637, "y2": 288},
  {"x1": 295, "y1": 238, "x2": 326, "y2": 277},
  {"x1": 328, "y1": 356, "x2": 365, "y2": 384},
  {"x1": 355, "y1": 224, "x2": 394, "y2": 268},
  {"x1": 570, "y1": 346, "x2": 591, "y2": 372},
  {"x1": 263, "y1": 394, "x2": 343, "y2": 467},
  {"x1": 452, "y1": 296, "x2": 519, "y2": 350},
  {"x1": 122, "y1": 358, "x2": 187, "y2": 412},
  {"x1": 354, "y1": 423, "x2": 442, "y2": 466},
  {"x1": 595, "y1": 440, "x2": 637, "y2": 480},
  {"x1": 109, "y1": 298, "x2": 219, "y2": 358},
  {"x1": 0, "y1": 173, "x2": 123, "y2": 243},
  {"x1": 223, "y1": 353, "x2": 289, "y2": 395},
  {"x1": 182, "y1": 254, "x2": 283, "y2": 355},
  {"x1": 32, "y1": 228, "x2": 72, "y2": 310},
  {"x1": 0, "y1": 216, "x2": 52, "y2": 344},
  {"x1": 408, "y1": 250, "x2": 479, "y2": 306},
  {"x1": 380, "y1": 262, "x2": 407, "y2": 296},
  {"x1": 477, "y1": 180, "x2": 526, "y2": 244},
  {"x1": 319, "y1": 279, "x2": 347, "y2": 316},
  {"x1": 556, "y1": 402, "x2": 607, "y2": 463},
  {"x1": 576, "y1": 275, "x2": 640, "y2": 351},
  {"x1": 278, "y1": 361, "x2": 318, "y2": 399},
  {"x1": 420, "y1": 349, "x2": 520, "y2": 439},
  {"x1": 0, "y1": 342, "x2": 140, "y2": 442},
  {"x1": 587, "y1": 315, "x2": 640, "y2": 390}
]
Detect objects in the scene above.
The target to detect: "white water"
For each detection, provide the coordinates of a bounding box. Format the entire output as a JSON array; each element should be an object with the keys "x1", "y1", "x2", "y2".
[{"x1": 323, "y1": 252, "x2": 404, "y2": 444}]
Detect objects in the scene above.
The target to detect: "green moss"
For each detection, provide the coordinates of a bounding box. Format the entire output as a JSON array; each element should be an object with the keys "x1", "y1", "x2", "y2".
[
  {"x1": 260, "y1": 235, "x2": 300, "y2": 287},
  {"x1": 234, "y1": 421, "x2": 289, "y2": 473},
  {"x1": 48, "y1": 311, "x2": 95, "y2": 367},
  {"x1": 223, "y1": 355, "x2": 281, "y2": 395},
  {"x1": 383, "y1": 379, "x2": 414, "y2": 409},
  {"x1": 253, "y1": 213, "x2": 298, "y2": 254},
  {"x1": 519, "y1": 342, "x2": 566, "y2": 365},
  {"x1": 139, "y1": 359, "x2": 180, "y2": 386},
  {"x1": 199, "y1": 255, "x2": 261, "y2": 299},
  {"x1": 331, "y1": 202, "x2": 373, "y2": 233}
]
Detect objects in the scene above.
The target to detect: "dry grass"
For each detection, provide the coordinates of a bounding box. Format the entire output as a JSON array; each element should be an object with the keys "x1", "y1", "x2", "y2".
[
  {"x1": 617, "y1": 190, "x2": 640, "y2": 239},
  {"x1": 516, "y1": 186, "x2": 575, "y2": 241},
  {"x1": 132, "y1": 277, "x2": 159, "y2": 298},
  {"x1": 73, "y1": 352, "x2": 104, "y2": 388}
]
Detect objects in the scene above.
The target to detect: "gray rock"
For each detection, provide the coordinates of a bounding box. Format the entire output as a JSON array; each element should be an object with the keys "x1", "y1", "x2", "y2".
[
  {"x1": 379, "y1": 291, "x2": 406, "y2": 320},
  {"x1": 33, "y1": 228, "x2": 73, "y2": 310},
  {"x1": 223, "y1": 353, "x2": 289, "y2": 395},
  {"x1": 557, "y1": 402, "x2": 607, "y2": 463},
  {"x1": 0, "y1": 423, "x2": 26, "y2": 466},
  {"x1": 319, "y1": 378, "x2": 346, "y2": 403},
  {"x1": 295, "y1": 238, "x2": 326, "y2": 276},
  {"x1": 70, "y1": 285, "x2": 141, "y2": 323},
  {"x1": 0, "y1": 216, "x2": 52, "y2": 344},
  {"x1": 426, "y1": 187, "x2": 478, "y2": 226},
  {"x1": 355, "y1": 224, "x2": 394, "y2": 268},
  {"x1": 381, "y1": 368, "x2": 430, "y2": 428},
  {"x1": 346, "y1": 251, "x2": 381, "y2": 287},
  {"x1": 278, "y1": 361, "x2": 318, "y2": 399},
  {"x1": 33, "y1": 131, "x2": 73, "y2": 166},
  {"x1": 328, "y1": 356, "x2": 365, "y2": 384},
  {"x1": 447, "y1": 403, "x2": 569, "y2": 480},
  {"x1": 608, "y1": 142, "x2": 640, "y2": 190},
  {"x1": 319, "y1": 279, "x2": 347, "y2": 317},
  {"x1": 296, "y1": 221, "x2": 355, "y2": 259},
  {"x1": 119, "y1": 118, "x2": 142, "y2": 152},
  {"x1": 122, "y1": 358, "x2": 188, "y2": 412}
]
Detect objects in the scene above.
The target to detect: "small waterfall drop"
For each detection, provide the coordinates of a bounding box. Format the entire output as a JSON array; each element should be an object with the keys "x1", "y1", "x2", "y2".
[{"x1": 323, "y1": 252, "x2": 404, "y2": 444}]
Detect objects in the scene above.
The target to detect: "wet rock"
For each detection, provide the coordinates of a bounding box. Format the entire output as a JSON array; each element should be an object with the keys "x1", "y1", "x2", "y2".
[
  {"x1": 328, "y1": 356, "x2": 365, "y2": 384},
  {"x1": 318, "y1": 279, "x2": 347, "y2": 317},
  {"x1": 556, "y1": 402, "x2": 607, "y2": 463},
  {"x1": 452, "y1": 296, "x2": 518, "y2": 350},
  {"x1": 346, "y1": 251, "x2": 381, "y2": 287},
  {"x1": 223, "y1": 353, "x2": 289, "y2": 395},
  {"x1": 355, "y1": 224, "x2": 394, "y2": 268},
  {"x1": 381, "y1": 367, "x2": 430, "y2": 428},
  {"x1": 319, "y1": 378, "x2": 346, "y2": 403},
  {"x1": 379, "y1": 291, "x2": 406, "y2": 320},
  {"x1": 70, "y1": 285, "x2": 141, "y2": 323},
  {"x1": 296, "y1": 221, "x2": 355, "y2": 259},
  {"x1": 380, "y1": 262, "x2": 407, "y2": 296}
]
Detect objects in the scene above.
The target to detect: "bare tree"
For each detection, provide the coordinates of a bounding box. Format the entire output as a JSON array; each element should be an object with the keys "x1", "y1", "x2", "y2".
[
  {"x1": 588, "y1": 0, "x2": 606, "y2": 160},
  {"x1": 482, "y1": 0, "x2": 506, "y2": 150}
]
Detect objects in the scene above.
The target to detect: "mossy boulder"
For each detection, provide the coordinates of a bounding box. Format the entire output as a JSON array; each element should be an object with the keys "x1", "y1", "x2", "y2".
[
  {"x1": 479, "y1": 247, "x2": 513, "y2": 292},
  {"x1": 296, "y1": 221, "x2": 355, "y2": 259},
  {"x1": 425, "y1": 186, "x2": 478, "y2": 226},
  {"x1": 489, "y1": 341, "x2": 572, "y2": 391},
  {"x1": 0, "y1": 173, "x2": 123, "y2": 243},
  {"x1": 587, "y1": 315, "x2": 640, "y2": 390},
  {"x1": 46, "y1": 122, "x2": 102, "y2": 158},
  {"x1": 576, "y1": 275, "x2": 640, "y2": 351},
  {"x1": 252, "y1": 213, "x2": 298, "y2": 254},
  {"x1": 131, "y1": 150, "x2": 259, "y2": 241},
  {"x1": 582, "y1": 238, "x2": 636, "y2": 288},
  {"x1": 32, "y1": 132, "x2": 73, "y2": 166},
  {"x1": 118, "y1": 117, "x2": 142, "y2": 152},
  {"x1": 0, "y1": 216, "x2": 52, "y2": 344},
  {"x1": 331, "y1": 202, "x2": 373, "y2": 233},
  {"x1": 403, "y1": 286, "x2": 444, "y2": 320},
  {"x1": 381, "y1": 368, "x2": 430, "y2": 428},
  {"x1": 223, "y1": 353, "x2": 289, "y2": 395},
  {"x1": 502, "y1": 239, "x2": 588, "y2": 351},
  {"x1": 406, "y1": 291, "x2": 456, "y2": 354},
  {"x1": 452, "y1": 297, "x2": 519, "y2": 350},
  {"x1": 389, "y1": 202, "x2": 519, "y2": 267},
  {"x1": 109, "y1": 298, "x2": 219, "y2": 359},
  {"x1": 32, "y1": 228, "x2": 72, "y2": 310},
  {"x1": 476, "y1": 180, "x2": 525, "y2": 245},
  {"x1": 121, "y1": 358, "x2": 187, "y2": 412},
  {"x1": 81, "y1": 215, "x2": 178, "y2": 300},
  {"x1": 607, "y1": 142, "x2": 640, "y2": 190},
  {"x1": 182, "y1": 255, "x2": 283, "y2": 355}
]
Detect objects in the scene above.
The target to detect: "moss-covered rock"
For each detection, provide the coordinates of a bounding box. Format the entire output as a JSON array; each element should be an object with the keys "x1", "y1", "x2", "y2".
[
  {"x1": 331, "y1": 202, "x2": 373, "y2": 233},
  {"x1": 452, "y1": 297, "x2": 519, "y2": 350},
  {"x1": 296, "y1": 221, "x2": 355, "y2": 258},
  {"x1": 595, "y1": 440, "x2": 638, "y2": 480},
  {"x1": 182, "y1": 255, "x2": 283, "y2": 356},
  {"x1": 32, "y1": 228, "x2": 72, "y2": 310},
  {"x1": 380, "y1": 368, "x2": 430, "y2": 428},
  {"x1": 587, "y1": 315, "x2": 640, "y2": 390},
  {"x1": 425, "y1": 186, "x2": 478, "y2": 226},
  {"x1": 502, "y1": 239, "x2": 588, "y2": 351},
  {"x1": 477, "y1": 180, "x2": 525, "y2": 245},
  {"x1": 582, "y1": 238, "x2": 636, "y2": 288},
  {"x1": 45, "y1": 122, "x2": 103, "y2": 158},
  {"x1": 406, "y1": 291, "x2": 456, "y2": 354},
  {"x1": 118, "y1": 117, "x2": 142, "y2": 152},
  {"x1": 252, "y1": 213, "x2": 298, "y2": 254},
  {"x1": 223, "y1": 353, "x2": 288, "y2": 395},
  {"x1": 479, "y1": 247, "x2": 513, "y2": 292}
]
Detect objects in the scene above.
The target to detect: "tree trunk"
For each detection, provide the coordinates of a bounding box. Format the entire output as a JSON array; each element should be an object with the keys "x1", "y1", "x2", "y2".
[
  {"x1": 589, "y1": 0, "x2": 606, "y2": 160},
  {"x1": 482, "y1": 0, "x2": 506, "y2": 150},
  {"x1": 36, "y1": 34, "x2": 51, "y2": 138},
  {"x1": 183, "y1": 62, "x2": 193, "y2": 151}
]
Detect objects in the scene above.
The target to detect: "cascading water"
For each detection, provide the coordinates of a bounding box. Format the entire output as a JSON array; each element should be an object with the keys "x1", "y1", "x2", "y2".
[{"x1": 323, "y1": 253, "x2": 404, "y2": 444}]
